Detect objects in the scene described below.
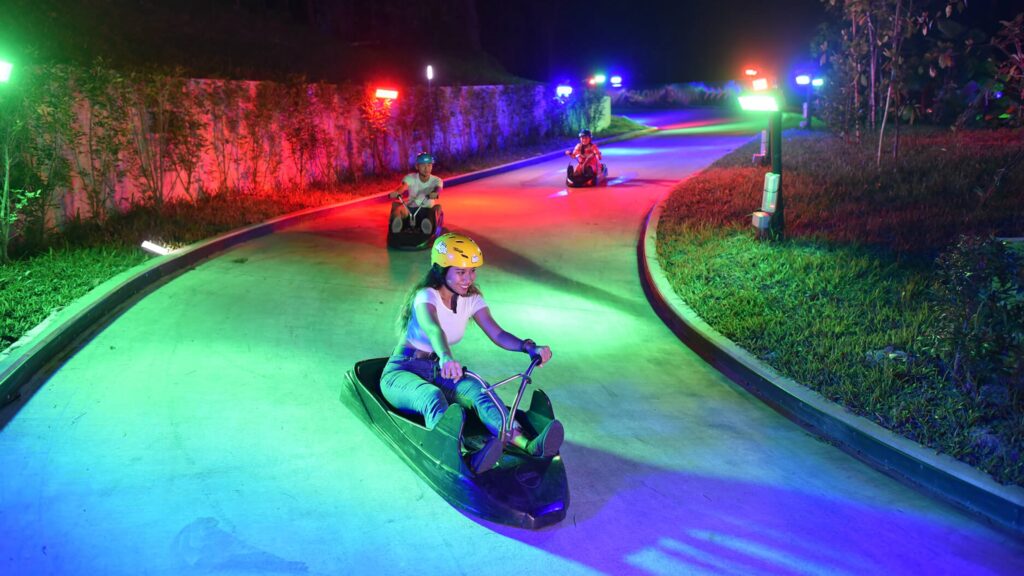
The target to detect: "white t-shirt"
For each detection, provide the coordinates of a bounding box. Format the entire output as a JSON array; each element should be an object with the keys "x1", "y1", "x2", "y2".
[
  {"x1": 405, "y1": 288, "x2": 488, "y2": 352},
  {"x1": 402, "y1": 173, "x2": 443, "y2": 208}
]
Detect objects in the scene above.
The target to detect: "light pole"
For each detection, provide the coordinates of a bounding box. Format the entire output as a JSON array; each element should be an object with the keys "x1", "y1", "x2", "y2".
[
  {"x1": 795, "y1": 74, "x2": 825, "y2": 129},
  {"x1": 739, "y1": 90, "x2": 785, "y2": 240},
  {"x1": 769, "y1": 104, "x2": 784, "y2": 237},
  {"x1": 795, "y1": 74, "x2": 811, "y2": 128},
  {"x1": 809, "y1": 77, "x2": 823, "y2": 130},
  {"x1": 426, "y1": 65, "x2": 434, "y2": 153}
]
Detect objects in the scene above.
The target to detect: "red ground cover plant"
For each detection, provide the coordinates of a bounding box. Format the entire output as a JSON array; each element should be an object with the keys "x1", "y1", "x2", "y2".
[{"x1": 667, "y1": 128, "x2": 1024, "y2": 256}]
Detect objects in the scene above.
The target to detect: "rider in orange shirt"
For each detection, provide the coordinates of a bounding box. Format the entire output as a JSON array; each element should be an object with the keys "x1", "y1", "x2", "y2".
[{"x1": 567, "y1": 129, "x2": 602, "y2": 180}]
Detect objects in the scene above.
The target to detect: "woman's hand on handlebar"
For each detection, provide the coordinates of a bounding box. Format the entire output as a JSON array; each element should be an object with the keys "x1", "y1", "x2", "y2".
[
  {"x1": 521, "y1": 339, "x2": 552, "y2": 365},
  {"x1": 439, "y1": 355, "x2": 463, "y2": 380},
  {"x1": 533, "y1": 345, "x2": 552, "y2": 365}
]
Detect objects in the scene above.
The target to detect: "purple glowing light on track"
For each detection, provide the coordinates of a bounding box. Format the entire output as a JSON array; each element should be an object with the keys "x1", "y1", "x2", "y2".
[{"x1": 601, "y1": 148, "x2": 661, "y2": 156}]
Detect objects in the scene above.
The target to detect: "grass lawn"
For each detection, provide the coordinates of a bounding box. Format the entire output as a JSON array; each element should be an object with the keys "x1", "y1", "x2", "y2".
[
  {"x1": 1, "y1": 117, "x2": 649, "y2": 352},
  {"x1": 656, "y1": 127, "x2": 1024, "y2": 485},
  {"x1": 597, "y1": 115, "x2": 651, "y2": 137}
]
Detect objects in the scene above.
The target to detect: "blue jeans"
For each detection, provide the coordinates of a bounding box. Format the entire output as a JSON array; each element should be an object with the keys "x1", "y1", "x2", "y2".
[{"x1": 380, "y1": 346, "x2": 509, "y2": 436}]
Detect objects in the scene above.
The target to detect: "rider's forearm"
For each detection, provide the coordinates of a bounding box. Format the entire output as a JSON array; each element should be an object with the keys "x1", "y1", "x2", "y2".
[
  {"x1": 425, "y1": 324, "x2": 454, "y2": 360},
  {"x1": 493, "y1": 330, "x2": 532, "y2": 353}
]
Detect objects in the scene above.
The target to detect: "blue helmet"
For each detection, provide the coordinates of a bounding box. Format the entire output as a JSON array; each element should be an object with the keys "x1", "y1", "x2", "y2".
[
  {"x1": 415, "y1": 152, "x2": 435, "y2": 165},
  {"x1": 578, "y1": 129, "x2": 592, "y2": 138}
]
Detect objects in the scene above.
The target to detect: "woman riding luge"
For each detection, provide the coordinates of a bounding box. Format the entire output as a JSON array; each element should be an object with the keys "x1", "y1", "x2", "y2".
[{"x1": 380, "y1": 233, "x2": 563, "y2": 474}]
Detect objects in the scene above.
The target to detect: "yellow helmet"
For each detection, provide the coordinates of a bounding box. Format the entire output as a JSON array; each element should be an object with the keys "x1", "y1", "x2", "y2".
[{"x1": 431, "y1": 233, "x2": 484, "y2": 268}]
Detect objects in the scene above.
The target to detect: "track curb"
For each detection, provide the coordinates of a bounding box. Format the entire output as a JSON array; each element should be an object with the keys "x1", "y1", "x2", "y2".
[{"x1": 638, "y1": 200, "x2": 1024, "y2": 536}]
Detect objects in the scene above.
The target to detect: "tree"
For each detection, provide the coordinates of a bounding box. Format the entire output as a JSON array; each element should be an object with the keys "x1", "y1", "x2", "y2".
[
  {"x1": 991, "y1": 13, "x2": 1024, "y2": 126},
  {"x1": 818, "y1": 0, "x2": 978, "y2": 162},
  {"x1": 0, "y1": 78, "x2": 42, "y2": 263}
]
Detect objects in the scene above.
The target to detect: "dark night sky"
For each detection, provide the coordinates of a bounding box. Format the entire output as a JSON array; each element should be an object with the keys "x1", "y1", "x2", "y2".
[
  {"x1": 3, "y1": 0, "x2": 1020, "y2": 86},
  {"x1": 478, "y1": 0, "x2": 1023, "y2": 86},
  {"x1": 479, "y1": 0, "x2": 828, "y2": 85}
]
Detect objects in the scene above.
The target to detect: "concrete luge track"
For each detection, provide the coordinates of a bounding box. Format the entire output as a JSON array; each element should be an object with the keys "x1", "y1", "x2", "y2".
[{"x1": 2, "y1": 109, "x2": 1021, "y2": 575}]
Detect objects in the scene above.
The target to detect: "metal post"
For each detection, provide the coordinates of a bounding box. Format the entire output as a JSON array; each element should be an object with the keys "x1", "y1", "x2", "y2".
[
  {"x1": 769, "y1": 110, "x2": 784, "y2": 239},
  {"x1": 426, "y1": 65, "x2": 435, "y2": 154},
  {"x1": 805, "y1": 84, "x2": 812, "y2": 129},
  {"x1": 428, "y1": 78, "x2": 434, "y2": 153}
]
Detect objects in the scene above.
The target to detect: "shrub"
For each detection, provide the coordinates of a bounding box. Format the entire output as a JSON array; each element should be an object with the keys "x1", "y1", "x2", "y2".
[{"x1": 922, "y1": 236, "x2": 1024, "y2": 405}]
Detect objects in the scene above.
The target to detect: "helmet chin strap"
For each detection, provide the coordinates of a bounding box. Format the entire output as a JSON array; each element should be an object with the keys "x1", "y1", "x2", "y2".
[{"x1": 443, "y1": 280, "x2": 460, "y2": 313}]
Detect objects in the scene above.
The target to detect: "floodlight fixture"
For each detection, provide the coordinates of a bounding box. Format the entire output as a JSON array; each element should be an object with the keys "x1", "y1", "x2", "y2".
[
  {"x1": 594, "y1": 74, "x2": 607, "y2": 84},
  {"x1": 556, "y1": 85, "x2": 573, "y2": 98},
  {"x1": 375, "y1": 88, "x2": 399, "y2": 100},
  {"x1": 811, "y1": 77, "x2": 824, "y2": 88},
  {"x1": 0, "y1": 60, "x2": 12, "y2": 83},
  {"x1": 752, "y1": 78, "x2": 769, "y2": 91},
  {"x1": 610, "y1": 75, "x2": 622, "y2": 87},
  {"x1": 738, "y1": 94, "x2": 779, "y2": 112},
  {"x1": 744, "y1": 68, "x2": 759, "y2": 77},
  {"x1": 426, "y1": 65, "x2": 434, "y2": 81},
  {"x1": 795, "y1": 74, "x2": 811, "y2": 86}
]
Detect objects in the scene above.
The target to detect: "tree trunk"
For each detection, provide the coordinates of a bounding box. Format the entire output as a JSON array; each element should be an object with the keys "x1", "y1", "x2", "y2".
[
  {"x1": 878, "y1": 82, "x2": 893, "y2": 166},
  {"x1": 852, "y1": 15, "x2": 862, "y2": 141},
  {"x1": 1, "y1": 139, "x2": 11, "y2": 263},
  {"x1": 867, "y1": 10, "x2": 878, "y2": 130},
  {"x1": 877, "y1": 0, "x2": 904, "y2": 167},
  {"x1": 892, "y1": 90, "x2": 901, "y2": 161}
]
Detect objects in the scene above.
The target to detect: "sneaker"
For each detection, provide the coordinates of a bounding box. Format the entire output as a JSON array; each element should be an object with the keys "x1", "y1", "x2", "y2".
[
  {"x1": 469, "y1": 436, "x2": 504, "y2": 475},
  {"x1": 526, "y1": 419, "x2": 564, "y2": 458},
  {"x1": 391, "y1": 216, "x2": 404, "y2": 234}
]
